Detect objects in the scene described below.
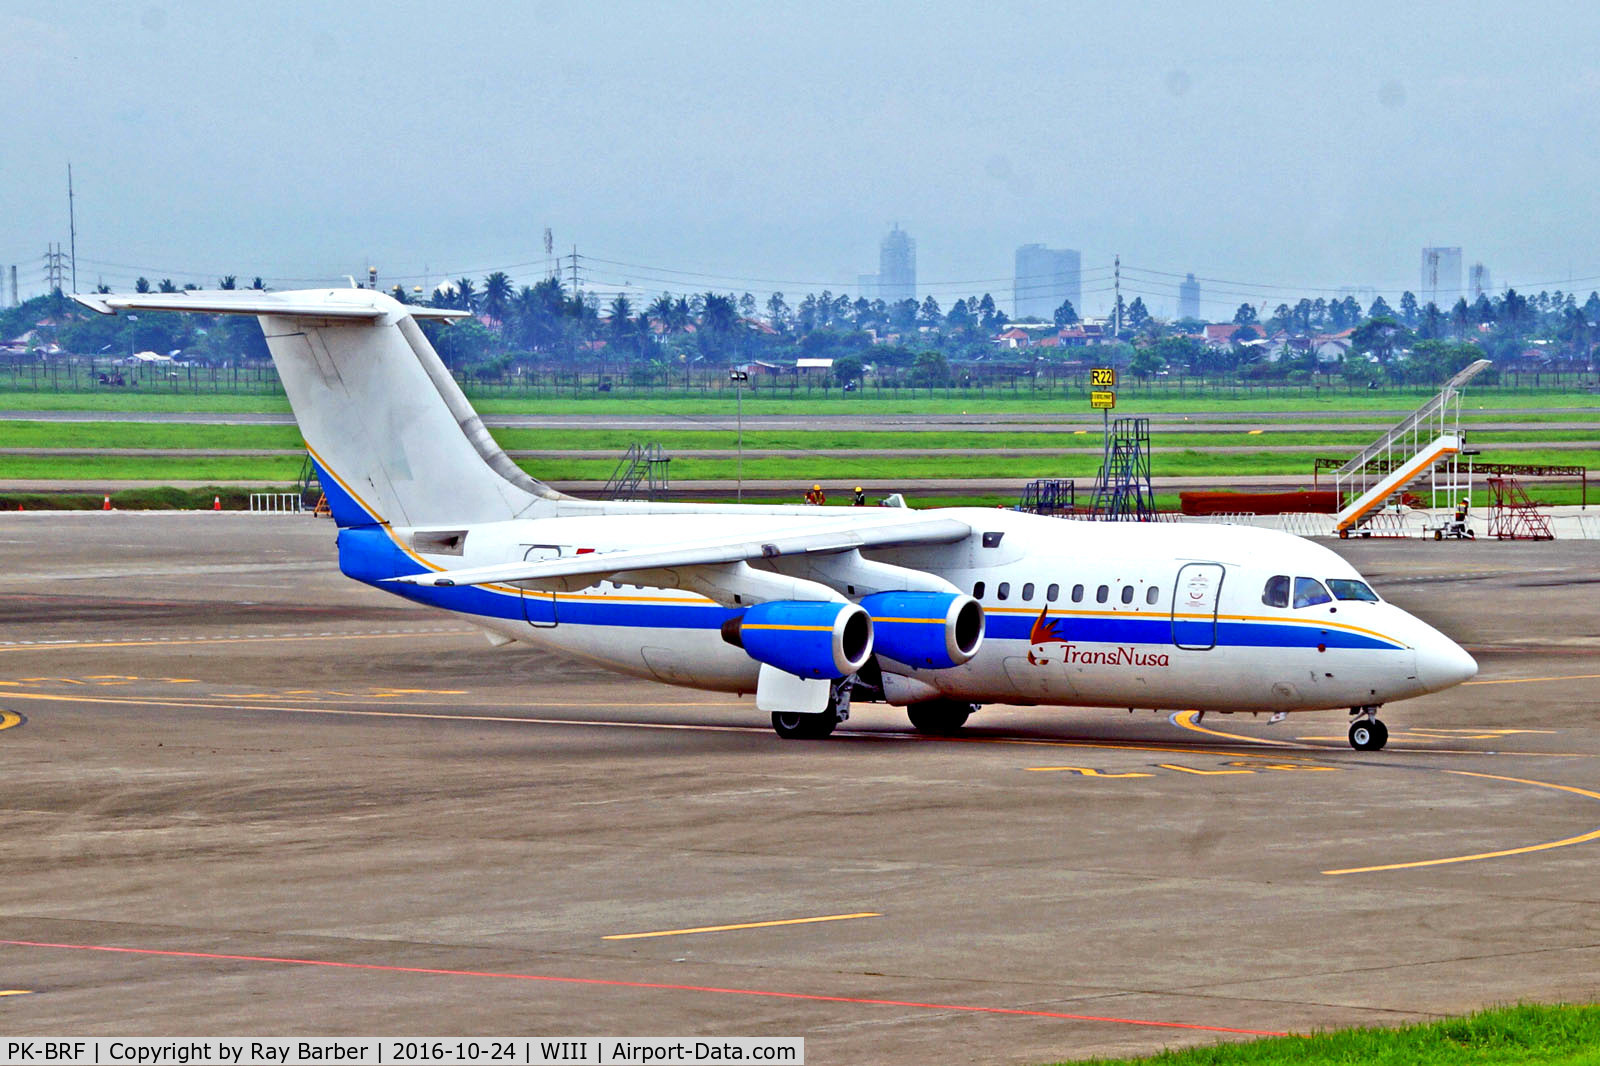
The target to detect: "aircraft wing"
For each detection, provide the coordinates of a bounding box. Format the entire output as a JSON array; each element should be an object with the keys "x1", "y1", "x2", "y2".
[
  {"x1": 388, "y1": 514, "x2": 973, "y2": 588},
  {"x1": 73, "y1": 290, "x2": 470, "y2": 320}
]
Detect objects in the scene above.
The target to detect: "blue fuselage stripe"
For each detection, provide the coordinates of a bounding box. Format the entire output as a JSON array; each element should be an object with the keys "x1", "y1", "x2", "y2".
[{"x1": 337, "y1": 530, "x2": 1402, "y2": 653}]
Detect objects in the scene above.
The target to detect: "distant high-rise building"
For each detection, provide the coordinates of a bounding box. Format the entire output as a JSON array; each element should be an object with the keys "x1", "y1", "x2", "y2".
[
  {"x1": 1421, "y1": 246, "x2": 1463, "y2": 309},
  {"x1": 1469, "y1": 262, "x2": 1491, "y2": 303},
  {"x1": 878, "y1": 225, "x2": 916, "y2": 304},
  {"x1": 1013, "y1": 243, "x2": 1082, "y2": 320},
  {"x1": 1177, "y1": 273, "x2": 1201, "y2": 320}
]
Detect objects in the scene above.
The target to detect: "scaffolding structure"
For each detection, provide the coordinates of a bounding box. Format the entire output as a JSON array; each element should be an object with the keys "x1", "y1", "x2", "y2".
[
  {"x1": 603, "y1": 442, "x2": 671, "y2": 501},
  {"x1": 297, "y1": 453, "x2": 328, "y2": 515},
  {"x1": 1487, "y1": 476, "x2": 1554, "y2": 540},
  {"x1": 1090, "y1": 417, "x2": 1155, "y2": 521},
  {"x1": 1017, "y1": 478, "x2": 1077, "y2": 516},
  {"x1": 1329, "y1": 359, "x2": 1490, "y2": 535}
]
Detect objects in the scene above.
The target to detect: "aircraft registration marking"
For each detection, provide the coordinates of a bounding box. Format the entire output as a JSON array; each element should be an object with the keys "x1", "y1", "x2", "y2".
[{"x1": 603, "y1": 912, "x2": 881, "y2": 940}]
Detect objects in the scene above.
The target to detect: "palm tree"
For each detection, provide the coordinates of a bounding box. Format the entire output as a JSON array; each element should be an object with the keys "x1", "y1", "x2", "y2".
[
  {"x1": 482, "y1": 271, "x2": 513, "y2": 324},
  {"x1": 608, "y1": 295, "x2": 635, "y2": 359},
  {"x1": 645, "y1": 294, "x2": 674, "y2": 338},
  {"x1": 218, "y1": 275, "x2": 237, "y2": 290},
  {"x1": 699, "y1": 293, "x2": 743, "y2": 362},
  {"x1": 453, "y1": 276, "x2": 480, "y2": 313}
]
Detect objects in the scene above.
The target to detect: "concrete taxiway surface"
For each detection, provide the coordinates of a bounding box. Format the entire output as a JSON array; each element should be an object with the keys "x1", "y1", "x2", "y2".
[{"x1": 1, "y1": 513, "x2": 1597, "y2": 1064}]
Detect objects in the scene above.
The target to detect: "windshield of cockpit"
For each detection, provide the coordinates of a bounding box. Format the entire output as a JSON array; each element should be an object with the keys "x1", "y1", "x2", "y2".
[{"x1": 1261, "y1": 574, "x2": 1380, "y2": 608}]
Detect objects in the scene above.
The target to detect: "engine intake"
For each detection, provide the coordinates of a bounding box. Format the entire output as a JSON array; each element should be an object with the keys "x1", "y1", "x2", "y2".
[
  {"x1": 860, "y1": 591, "x2": 984, "y2": 669},
  {"x1": 720, "y1": 600, "x2": 874, "y2": 679}
]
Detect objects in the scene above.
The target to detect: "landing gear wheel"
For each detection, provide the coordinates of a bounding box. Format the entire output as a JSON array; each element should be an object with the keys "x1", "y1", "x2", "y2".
[
  {"x1": 1348, "y1": 719, "x2": 1388, "y2": 751},
  {"x1": 907, "y1": 700, "x2": 974, "y2": 735},
  {"x1": 771, "y1": 710, "x2": 838, "y2": 740}
]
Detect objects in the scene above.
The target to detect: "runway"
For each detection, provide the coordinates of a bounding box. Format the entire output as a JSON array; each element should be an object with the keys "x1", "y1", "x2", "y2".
[{"x1": 1, "y1": 514, "x2": 1597, "y2": 1064}]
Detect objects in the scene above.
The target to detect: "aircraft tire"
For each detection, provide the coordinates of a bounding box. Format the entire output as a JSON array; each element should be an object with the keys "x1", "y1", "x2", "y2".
[
  {"x1": 1349, "y1": 719, "x2": 1388, "y2": 751},
  {"x1": 907, "y1": 700, "x2": 973, "y2": 735},
  {"x1": 771, "y1": 710, "x2": 838, "y2": 740}
]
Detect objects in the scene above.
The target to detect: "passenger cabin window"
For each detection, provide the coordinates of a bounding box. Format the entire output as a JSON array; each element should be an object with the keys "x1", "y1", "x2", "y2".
[
  {"x1": 973, "y1": 581, "x2": 985, "y2": 599},
  {"x1": 1022, "y1": 582, "x2": 1035, "y2": 601},
  {"x1": 1146, "y1": 586, "x2": 1159, "y2": 605},
  {"x1": 1328, "y1": 578, "x2": 1379, "y2": 602},
  {"x1": 1072, "y1": 583, "x2": 1084, "y2": 603},
  {"x1": 997, "y1": 582, "x2": 1010, "y2": 601},
  {"x1": 1262, "y1": 575, "x2": 1290, "y2": 608},
  {"x1": 1120, "y1": 585, "x2": 1135, "y2": 604},
  {"x1": 1096, "y1": 584, "x2": 1109, "y2": 604},
  {"x1": 1047, "y1": 583, "x2": 1059, "y2": 602},
  {"x1": 1293, "y1": 576, "x2": 1333, "y2": 608}
]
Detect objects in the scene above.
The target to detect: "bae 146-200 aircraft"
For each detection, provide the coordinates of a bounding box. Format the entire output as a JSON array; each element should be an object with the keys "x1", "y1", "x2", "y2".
[{"x1": 76, "y1": 287, "x2": 1478, "y2": 750}]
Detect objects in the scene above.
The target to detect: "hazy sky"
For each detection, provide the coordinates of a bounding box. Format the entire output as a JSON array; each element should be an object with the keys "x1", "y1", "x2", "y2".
[{"x1": 4, "y1": 1, "x2": 1599, "y2": 319}]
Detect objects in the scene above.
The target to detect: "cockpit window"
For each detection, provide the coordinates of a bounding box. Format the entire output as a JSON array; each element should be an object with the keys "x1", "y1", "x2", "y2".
[
  {"x1": 1262, "y1": 575, "x2": 1290, "y2": 608},
  {"x1": 1293, "y1": 576, "x2": 1333, "y2": 608},
  {"x1": 1327, "y1": 578, "x2": 1379, "y2": 602}
]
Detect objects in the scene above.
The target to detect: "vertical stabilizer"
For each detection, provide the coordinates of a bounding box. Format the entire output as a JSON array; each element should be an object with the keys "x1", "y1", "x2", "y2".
[{"x1": 75, "y1": 288, "x2": 562, "y2": 527}]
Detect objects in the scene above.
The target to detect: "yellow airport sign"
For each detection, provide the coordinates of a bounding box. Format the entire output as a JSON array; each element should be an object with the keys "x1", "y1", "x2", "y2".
[
  {"x1": 1091, "y1": 367, "x2": 1117, "y2": 387},
  {"x1": 1091, "y1": 390, "x2": 1117, "y2": 409}
]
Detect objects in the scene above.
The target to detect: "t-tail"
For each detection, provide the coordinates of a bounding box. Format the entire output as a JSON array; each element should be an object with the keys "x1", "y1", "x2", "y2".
[{"x1": 75, "y1": 288, "x2": 564, "y2": 529}]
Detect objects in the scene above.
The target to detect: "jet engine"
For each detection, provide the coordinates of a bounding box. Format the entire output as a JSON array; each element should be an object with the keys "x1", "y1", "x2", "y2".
[
  {"x1": 721, "y1": 600, "x2": 874, "y2": 679},
  {"x1": 860, "y1": 591, "x2": 984, "y2": 669}
]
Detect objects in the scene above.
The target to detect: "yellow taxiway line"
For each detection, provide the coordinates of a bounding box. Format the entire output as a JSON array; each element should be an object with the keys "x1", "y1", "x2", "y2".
[
  {"x1": 1465, "y1": 673, "x2": 1600, "y2": 687},
  {"x1": 604, "y1": 913, "x2": 880, "y2": 940},
  {"x1": 1170, "y1": 710, "x2": 1303, "y2": 747},
  {"x1": 0, "y1": 632, "x2": 475, "y2": 653},
  {"x1": 1324, "y1": 771, "x2": 1600, "y2": 875},
  {"x1": 0, "y1": 990, "x2": 32, "y2": 996},
  {"x1": 0, "y1": 711, "x2": 23, "y2": 732}
]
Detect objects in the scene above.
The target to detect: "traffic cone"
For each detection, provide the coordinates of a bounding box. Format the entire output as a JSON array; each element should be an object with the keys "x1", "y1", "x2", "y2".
[
  {"x1": 102, "y1": 495, "x2": 111, "y2": 511},
  {"x1": 212, "y1": 495, "x2": 222, "y2": 511}
]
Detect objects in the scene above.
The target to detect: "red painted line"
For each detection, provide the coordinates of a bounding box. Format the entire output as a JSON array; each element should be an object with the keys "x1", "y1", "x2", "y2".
[{"x1": 0, "y1": 938, "x2": 1287, "y2": 1037}]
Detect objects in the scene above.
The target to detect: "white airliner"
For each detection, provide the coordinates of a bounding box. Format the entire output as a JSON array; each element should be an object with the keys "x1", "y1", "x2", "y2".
[{"x1": 77, "y1": 287, "x2": 1477, "y2": 750}]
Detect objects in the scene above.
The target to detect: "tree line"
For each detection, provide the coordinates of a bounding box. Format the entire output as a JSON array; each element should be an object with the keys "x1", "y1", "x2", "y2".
[{"x1": 4, "y1": 269, "x2": 1597, "y2": 390}]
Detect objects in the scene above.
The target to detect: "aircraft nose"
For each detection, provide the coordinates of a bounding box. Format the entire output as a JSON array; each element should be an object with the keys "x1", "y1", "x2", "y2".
[{"x1": 1415, "y1": 635, "x2": 1478, "y2": 692}]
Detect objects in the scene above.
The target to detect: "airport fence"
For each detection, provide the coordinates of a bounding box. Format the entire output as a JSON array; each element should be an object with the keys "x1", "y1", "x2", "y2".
[{"x1": 3, "y1": 353, "x2": 1596, "y2": 404}]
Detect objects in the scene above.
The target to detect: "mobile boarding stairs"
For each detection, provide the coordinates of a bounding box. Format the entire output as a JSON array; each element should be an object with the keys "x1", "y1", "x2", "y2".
[{"x1": 1331, "y1": 360, "x2": 1491, "y2": 538}]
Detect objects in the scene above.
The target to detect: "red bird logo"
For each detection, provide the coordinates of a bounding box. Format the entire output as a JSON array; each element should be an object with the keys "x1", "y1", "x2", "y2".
[{"x1": 1027, "y1": 605, "x2": 1067, "y2": 664}]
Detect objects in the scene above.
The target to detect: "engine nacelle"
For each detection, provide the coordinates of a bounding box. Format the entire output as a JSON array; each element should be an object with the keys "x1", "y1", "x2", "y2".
[
  {"x1": 860, "y1": 591, "x2": 984, "y2": 669},
  {"x1": 721, "y1": 600, "x2": 874, "y2": 679}
]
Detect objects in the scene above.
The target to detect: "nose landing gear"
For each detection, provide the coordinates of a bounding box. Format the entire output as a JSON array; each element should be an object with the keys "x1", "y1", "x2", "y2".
[{"x1": 1348, "y1": 706, "x2": 1388, "y2": 751}]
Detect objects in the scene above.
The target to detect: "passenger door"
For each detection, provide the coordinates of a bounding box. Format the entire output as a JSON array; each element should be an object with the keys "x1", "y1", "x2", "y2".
[
  {"x1": 1172, "y1": 562, "x2": 1224, "y2": 650},
  {"x1": 520, "y1": 544, "x2": 560, "y2": 628}
]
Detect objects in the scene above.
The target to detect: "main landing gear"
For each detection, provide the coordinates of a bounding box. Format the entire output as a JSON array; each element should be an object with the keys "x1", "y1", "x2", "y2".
[
  {"x1": 906, "y1": 699, "x2": 978, "y2": 736},
  {"x1": 1348, "y1": 706, "x2": 1388, "y2": 751},
  {"x1": 771, "y1": 677, "x2": 854, "y2": 740}
]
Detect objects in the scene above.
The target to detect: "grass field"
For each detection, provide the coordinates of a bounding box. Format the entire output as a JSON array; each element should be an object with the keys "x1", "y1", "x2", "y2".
[
  {"x1": 0, "y1": 385, "x2": 1591, "y2": 510},
  {"x1": 1, "y1": 385, "x2": 1596, "y2": 417},
  {"x1": 4, "y1": 448, "x2": 1594, "y2": 489},
  {"x1": 0, "y1": 422, "x2": 1595, "y2": 455},
  {"x1": 1068, "y1": 1003, "x2": 1600, "y2": 1066}
]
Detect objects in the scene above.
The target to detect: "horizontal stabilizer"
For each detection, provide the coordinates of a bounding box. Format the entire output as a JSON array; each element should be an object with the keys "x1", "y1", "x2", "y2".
[
  {"x1": 387, "y1": 515, "x2": 973, "y2": 588},
  {"x1": 73, "y1": 290, "x2": 469, "y2": 321}
]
